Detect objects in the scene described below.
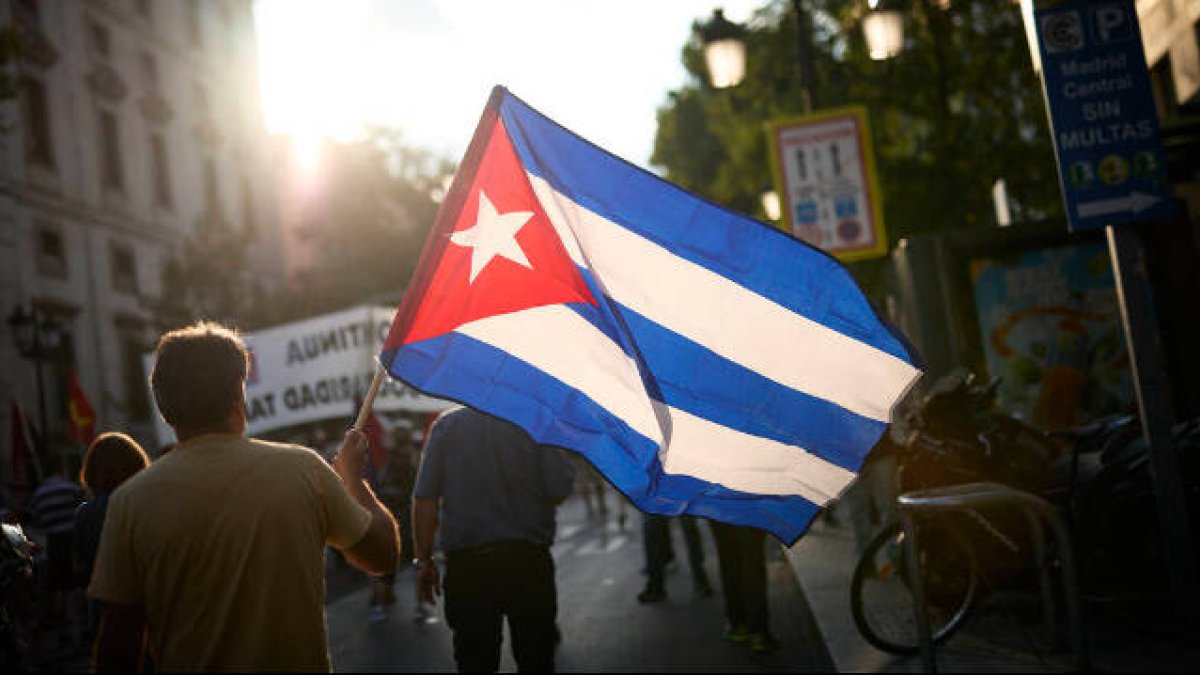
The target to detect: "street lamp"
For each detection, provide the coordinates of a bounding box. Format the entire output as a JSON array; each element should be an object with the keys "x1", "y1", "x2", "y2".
[
  {"x1": 697, "y1": 3, "x2": 818, "y2": 112},
  {"x1": 863, "y1": 1, "x2": 906, "y2": 61},
  {"x1": 760, "y1": 190, "x2": 782, "y2": 221},
  {"x1": 696, "y1": 9, "x2": 746, "y2": 89},
  {"x1": 7, "y1": 304, "x2": 64, "y2": 452}
]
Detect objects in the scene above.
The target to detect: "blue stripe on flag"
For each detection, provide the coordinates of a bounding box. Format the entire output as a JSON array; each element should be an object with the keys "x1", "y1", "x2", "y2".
[
  {"x1": 384, "y1": 335, "x2": 824, "y2": 542},
  {"x1": 498, "y1": 95, "x2": 914, "y2": 366},
  {"x1": 565, "y1": 301, "x2": 885, "y2": 473},
  {"x1": 613, "y1": 306, "x2": 886, "y2": 473}
]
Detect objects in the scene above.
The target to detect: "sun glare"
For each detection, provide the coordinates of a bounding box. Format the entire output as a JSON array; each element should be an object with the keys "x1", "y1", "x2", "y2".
[
  {"x1": 255, "y1": 0, "x2": 765, "y2": 168},
  {"x1": 292, "y1": 133, "x2": 324, "y2": 175},
  {"x1": 255, "y1": 0, "x2": 372, "y2": 143}
]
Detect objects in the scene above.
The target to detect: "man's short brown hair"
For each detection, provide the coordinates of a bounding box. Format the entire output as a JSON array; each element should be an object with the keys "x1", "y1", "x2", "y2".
[{"x1": 151, "y1": 321, "x2": 248, "y2": 430}]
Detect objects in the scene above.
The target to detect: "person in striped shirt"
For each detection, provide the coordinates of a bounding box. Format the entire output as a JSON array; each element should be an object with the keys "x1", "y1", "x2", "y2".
[
  {"x1": 27, "y1": 468, "x2": 86, "y2": 593},
  {"x1": 27, "y1": 466, "x2": 87, "y2": 645}
]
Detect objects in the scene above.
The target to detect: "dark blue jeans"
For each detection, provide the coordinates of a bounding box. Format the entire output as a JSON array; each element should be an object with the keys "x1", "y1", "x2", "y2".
[
  {"x1": 709, "y1": 521, "x2": 769, "y2": 633},
  {"x1": 642, "y1": 514, "x2": 707, "y2": 592},
  {"x1": 444, "y1": 541, "x2": 557, "y2": 673}
]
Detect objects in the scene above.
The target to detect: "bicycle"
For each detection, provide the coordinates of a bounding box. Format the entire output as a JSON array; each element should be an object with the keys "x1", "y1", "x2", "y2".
[
  {"x1": 849, "y1": 429, "x2": 1029, "y2": 655},
  {"x1": 852, "y1": 414, "x2": 1200, "y2": 655},
  {"x1": 847, "y1": 372, "x2": 1176, "y2": 656}
]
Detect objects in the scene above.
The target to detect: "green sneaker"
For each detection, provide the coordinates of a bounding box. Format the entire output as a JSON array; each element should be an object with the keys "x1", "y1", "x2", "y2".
[
  {"x1": 722, "y1": 623, "x2": 750, "y2": 643},
  {"x1": 748, "y1": 632, "x2": 781, "y2": 654}
]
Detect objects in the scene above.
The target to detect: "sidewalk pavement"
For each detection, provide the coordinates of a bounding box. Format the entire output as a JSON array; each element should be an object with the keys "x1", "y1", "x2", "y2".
[{"x1": 784, "y1": 506, "x2": 1200, "y2": 672}]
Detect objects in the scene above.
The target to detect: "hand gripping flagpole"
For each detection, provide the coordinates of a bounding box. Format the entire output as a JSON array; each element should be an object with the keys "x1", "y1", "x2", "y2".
[{"x1": 353, "y1": 363, "x2": 387, "y2": 431}]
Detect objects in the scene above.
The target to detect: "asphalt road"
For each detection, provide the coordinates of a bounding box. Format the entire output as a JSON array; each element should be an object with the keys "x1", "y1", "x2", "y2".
[{"x1": 326, "y1": 495, "x2": 833, "y2": 672}]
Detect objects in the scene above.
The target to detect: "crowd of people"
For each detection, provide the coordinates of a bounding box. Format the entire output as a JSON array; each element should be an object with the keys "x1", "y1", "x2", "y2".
[{"x1": 2, "y1": 320, "x2": 783, "y2": 672}]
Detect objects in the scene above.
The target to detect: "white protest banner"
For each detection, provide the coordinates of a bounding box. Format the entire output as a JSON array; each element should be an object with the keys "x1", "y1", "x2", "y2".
[{"x1": 145, "y1": 306, "x2": 450, "y2": 445}]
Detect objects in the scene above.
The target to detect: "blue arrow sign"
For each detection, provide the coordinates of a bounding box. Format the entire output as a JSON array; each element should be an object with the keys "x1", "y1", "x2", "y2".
[{"x1": 1034, "y1": 0, "x2": 1176, "y2": 232}]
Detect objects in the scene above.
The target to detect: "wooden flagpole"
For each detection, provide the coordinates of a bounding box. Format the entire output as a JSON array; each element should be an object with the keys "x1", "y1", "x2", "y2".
[{"x1": 353, "y1": 363, "x2": 387, "y2": 431}]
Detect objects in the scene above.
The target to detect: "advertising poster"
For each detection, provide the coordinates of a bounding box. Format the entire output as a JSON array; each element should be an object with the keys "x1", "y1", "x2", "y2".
[{"x1": 971, "y1": 242, "x2": 1133, "y2": 429}]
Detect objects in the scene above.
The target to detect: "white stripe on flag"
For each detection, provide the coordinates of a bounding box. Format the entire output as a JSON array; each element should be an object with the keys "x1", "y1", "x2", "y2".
[
  {"x1": 528, "y1": 174, "x2": 919, "y2": 423},
  {"x1": 653, "y1": 402, "x2": 854, "y2": 504},
  {"x1": 454, "y1": 305, "x2": 664, "y2": 444},
  {"x1": 455, "y1": 306, "x2": 852, "y2": 502}
]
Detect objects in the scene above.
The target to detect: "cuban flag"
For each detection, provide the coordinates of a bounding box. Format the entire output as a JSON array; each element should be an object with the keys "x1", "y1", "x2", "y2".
[{"x1": 381, "y1": 87, "x2": 921, "y2": 543}]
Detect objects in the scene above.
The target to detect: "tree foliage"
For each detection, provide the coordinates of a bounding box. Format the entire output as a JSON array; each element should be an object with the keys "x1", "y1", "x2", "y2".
[
  {"x1": 148, "y1": 210, "x2": 268, "y2": 331},
  {"x1": 1, "y1": 26, "x2": 20, "y2": 127},
  {"x1": 149, "y1": 129, "x2": 451, "y2": 331},
  {"x1": 276, "y1": 128, "x2": 451, "y2": 320},
  {"x1": 653, "y1": 0, "x2": 1063, "y2": 246}
]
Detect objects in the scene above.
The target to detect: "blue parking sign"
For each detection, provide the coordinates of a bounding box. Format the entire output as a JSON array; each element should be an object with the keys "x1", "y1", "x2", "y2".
[{"x1": 1035, "y1": 0, "x2": 1176, "y2": 231}]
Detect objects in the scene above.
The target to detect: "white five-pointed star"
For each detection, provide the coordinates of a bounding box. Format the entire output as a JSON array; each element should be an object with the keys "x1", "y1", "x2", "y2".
[{"x1": 450, "y1": 190, "x2": 535, "y2": 283}]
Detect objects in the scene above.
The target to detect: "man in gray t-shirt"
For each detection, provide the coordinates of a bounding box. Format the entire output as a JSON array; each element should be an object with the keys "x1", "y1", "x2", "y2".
[{"x1": 412, "y1": 406, "x2": 574, "y2": 672}]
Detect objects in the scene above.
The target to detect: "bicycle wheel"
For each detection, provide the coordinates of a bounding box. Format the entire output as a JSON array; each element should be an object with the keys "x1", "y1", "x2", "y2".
[{"x1": 850, "y1": 519, "x2": 979, "y2": 655}]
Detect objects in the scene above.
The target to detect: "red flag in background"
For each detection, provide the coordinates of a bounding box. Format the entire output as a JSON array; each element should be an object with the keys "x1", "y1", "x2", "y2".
[
  {"x1": 9, "y1": 398, "x2": 42, "y2": 510},
  {"x1": 66, "y1": 369, "x2": 97, "y2": 447}
]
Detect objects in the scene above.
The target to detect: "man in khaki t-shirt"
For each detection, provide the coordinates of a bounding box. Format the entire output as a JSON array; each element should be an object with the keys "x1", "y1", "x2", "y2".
[{"x1": 90, "y1": 322, "x2": 398, "y2": 672}]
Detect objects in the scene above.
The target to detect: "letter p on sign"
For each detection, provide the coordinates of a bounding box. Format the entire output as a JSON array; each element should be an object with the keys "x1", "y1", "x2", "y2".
[{"x1": 1093, "y1": 3, "x2": 1133, "y2": 44}]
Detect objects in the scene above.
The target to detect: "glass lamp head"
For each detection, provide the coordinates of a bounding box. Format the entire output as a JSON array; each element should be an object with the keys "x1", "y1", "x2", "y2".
[
  {"x1": 697, "y1": 9, "x2": 747, "y2": 89},
  {"x1": 863, "y1": 8, "x2": 905, "y2": 61}
]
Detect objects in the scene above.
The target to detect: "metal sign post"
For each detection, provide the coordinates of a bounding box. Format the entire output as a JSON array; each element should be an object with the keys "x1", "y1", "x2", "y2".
[
  {"x1": 1105, "y1": 223, "x2": 1200, "y2": 626},
  {"x1": 1033, "y1": 0, "x2": 1198, "y2": 627}
]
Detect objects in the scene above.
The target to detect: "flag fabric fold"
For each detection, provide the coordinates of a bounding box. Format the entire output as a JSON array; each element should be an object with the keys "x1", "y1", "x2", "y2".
[{"x1": 380, "y1": 87, "x2": 921, "y2": 543}]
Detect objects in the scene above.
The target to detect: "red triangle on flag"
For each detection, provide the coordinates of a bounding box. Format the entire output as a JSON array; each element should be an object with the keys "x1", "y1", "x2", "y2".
[{"x1": 391, "y1": 118, "x2": 596, "y2": 347}]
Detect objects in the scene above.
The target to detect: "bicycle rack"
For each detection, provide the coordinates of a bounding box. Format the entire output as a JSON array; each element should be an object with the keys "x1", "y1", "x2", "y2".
[{"x1": 896, "y1": 482, "x2": 1087, "y2": 673}]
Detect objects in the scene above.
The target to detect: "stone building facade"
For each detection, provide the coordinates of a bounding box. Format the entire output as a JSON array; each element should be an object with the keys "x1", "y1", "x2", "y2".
[{"x1": 1, "y1": 0, "x2": 282, "y2": 475}]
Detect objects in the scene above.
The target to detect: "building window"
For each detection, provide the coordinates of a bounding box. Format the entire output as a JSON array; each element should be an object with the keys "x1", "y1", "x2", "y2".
[
  {"x1": 110, "y1": 243, "x2": 138, "y2": 294},
  {"x1": 187, "y1": 0, "x2": 203, "y2": 49},
  {"x1": 118, "y1": 328, "x2": 151, "y2": 418},
  {"x1": 218, "y1": 0, "x2": 237, "y2": 58},
  {"x1": 241, "y1": 175, "x2": 255, "y2": 232},
  {"x1": 14, "y1": 0, "x2": 40, "y2": 22},
  {"x1": 193, "y1": 81, "x2": 210, "y2": 117},
  {"x1": 35, "y1": 224, "x2": 67, "y2": 279},
  {"x1": 203, "y1": 156, "x2": 222, "y2": 215},
  {"x1": 150, "y1": 133, "x2": 173, "y2": 209},
  {"x1": 99, "y1": 110, "x2": 125, "y2": 192},
  {"x1": 139, "y1": 52, "x2": 159, "y2": 92},
  {"x1": 20, "y1": 77, "x2": 55, "y2": 169},
  {"x1": 88, "y1": 19, "x2": 111, "y2": 59}
]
